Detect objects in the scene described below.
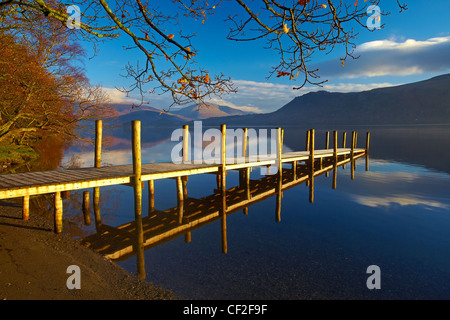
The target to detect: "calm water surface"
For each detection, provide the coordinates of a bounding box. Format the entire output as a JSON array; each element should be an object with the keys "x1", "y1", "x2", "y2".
[{"x1": 61, "y1": 125, "x2": 450, "y2": 299}]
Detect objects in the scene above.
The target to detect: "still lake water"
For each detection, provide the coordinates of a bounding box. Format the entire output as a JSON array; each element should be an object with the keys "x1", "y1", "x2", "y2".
[{"x1": 60, "y1": 124, "x2": 450, "y2": 299}]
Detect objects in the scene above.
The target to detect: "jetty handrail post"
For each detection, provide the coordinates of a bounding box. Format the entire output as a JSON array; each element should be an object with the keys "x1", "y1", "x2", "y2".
[
  {"x1": 239, "y1": 128, "x2": 248, "y2": 186},
  {"x1": 220, "y1": 124, "x2": 227, "y2": 254},
  {"x1": 182, "y1": 125, "x2": 189, "y2": 199},
  {"x1": 365, "y1": 132, "x2": 370, "y2": 172},
  {"x1": 306, "y1": 129, "x2": 310, "y2": 151},
  {"x1": 351, "y1": 131, "x2": 356, "y2": 180},
  {"x1": 277, "y1": 127, "x2": 283, "y2": 181},
  {"x1": 309, "y1": 129, "x2": 315, "y2": 203},
  {"x1": 342, "y1": 132, "x2": 347, "y2": 149},
  {"x1": 95, "y1": 120, "x2": 102, "y2": 168},
  {"x1": 342, "y1": 131, "x2": 347, "y2": 169},
  {"x1": 182, "y1": 124, "x2": 189, "y2": 163},
  {"x1": 132, "y1": 120, "x2": 142, "y2": 218},
  {"x1": 333, "y1": 130, "x2": 338, "y2": 161}
]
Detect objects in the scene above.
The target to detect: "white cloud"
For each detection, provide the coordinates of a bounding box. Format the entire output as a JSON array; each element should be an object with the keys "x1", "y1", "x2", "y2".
[
  {"x1": 102, "y1": 87, "x2": 142, "y2": 104},
  {"x1": 316, "y1": 36, "x2": 450, "y2": 79},
  {"x1": 353, "y1": 194, "x2": 449, "y2": 209}
]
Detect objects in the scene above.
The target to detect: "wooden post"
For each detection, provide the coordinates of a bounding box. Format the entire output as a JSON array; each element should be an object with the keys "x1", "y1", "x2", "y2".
[
  {"x1": 82, "y1": 191, "x2": 91, "y2": 225},
  {"x1": 22, "y1": 195, "x2": 29, "y2": 221},
  {"x1": 306, "y1": 129, "x2": 310, "y2": 151},
  {"x1": 351, "y1": 131, "x2": 355, "y2": 159},
  {"x1": 54, "y1": 191, "x2": 63, "y2": 234},
  {"x1": 325, "y1": 131, "x2": 329, "y2": 176},
  {"x1": 95, "y1": 120, "x2": 102, "y2": 168},
  {"x1": 342, "y1": 132, "x2": 347, "y2": 149},
  {"x1": 148, "y1": 180, "x2": 155, "y2": 215},
  {"x1": 132, "y1": 120, "x2": 143, "y2": 220},
  {"x1": 239, "y1": 128, "x2": 248, "y2": 186},
  {"x1": 309, "y1": 129, "x2": 315, "y2": 203},
  {"x1": 183, "y1": 124, "x2": 189, "y2": 163},
  {"x1": 365, "y1": 132, "x2": 370, "y2": 172},
  {"x1": 342, "y1": 131, "x2": 347, "y2": 169},
  {"x1": 292, "y1": 161, "x2": 297, "y2": 180},
  {"x1": 277, "y1": 127, "x2": 283, "y2": 181},
  {"x1": 333, "y1": 130, "x2": 338, "y2": 161},
  {"x1": 131, "y1": 120, "x2": 144, "y2": 278},
  {"x1": 220, "y1": 124, "x2": 227, "y2": 254},
  {"x1": 351, "y1": 132, "x2": 355, "y2": 180},
  {"x1": 220, "y1": 124, "x2": 227, "y2": 193},
  {"x1": 333, "y1": 130, "x2": 338, "y2": 189},
  {"x1": 366, "y1": 132, "x2": 370, "y2": 154},
  {"x1": 354, "y1": 131, "x2": 358, "y2": 149}
]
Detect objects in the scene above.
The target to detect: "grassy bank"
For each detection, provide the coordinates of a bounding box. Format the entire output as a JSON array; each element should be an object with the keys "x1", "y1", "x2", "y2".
[{"x1": 0, "y1": 144, "x2": 38, "y2": 171}]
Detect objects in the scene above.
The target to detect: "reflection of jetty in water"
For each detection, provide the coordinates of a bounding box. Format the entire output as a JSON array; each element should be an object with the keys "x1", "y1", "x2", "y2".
[{"x1": 81, "y1": 150, "x2": 368, "y2": 279}]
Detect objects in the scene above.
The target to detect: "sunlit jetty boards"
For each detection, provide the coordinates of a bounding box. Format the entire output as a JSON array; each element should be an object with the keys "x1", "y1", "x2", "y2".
[{"x1": 0, "y1": 121, "x2": 369, "y2": 235}]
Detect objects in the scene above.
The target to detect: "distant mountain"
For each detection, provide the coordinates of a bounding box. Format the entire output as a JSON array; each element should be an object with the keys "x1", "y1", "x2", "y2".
[
  {"x1": 171, "y1": 103, "x2": 253, "y2": 120},
  {"x1": 203, "y1": 73, "x2": 450, "y2": 126}
]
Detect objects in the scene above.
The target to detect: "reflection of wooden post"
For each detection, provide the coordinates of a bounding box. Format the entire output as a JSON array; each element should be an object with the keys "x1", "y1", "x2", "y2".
[
  {"x1": 22, "y1": 196, "x2": 29, "y2": 221},
  {"x1": 95, "y1": 120, "x2": 102, "y2": 168},
  {"x1": 93, "y1": 187, "x2": 101, "y2": 230},
  {"x1": 333, "y1": 162, "x2": 337, "y2": 190},
  {"x1": 176, "y1": 176, "x2": 184, "y2": 224},
  {"x1": 276, "y1": 178, "x2": 282, "y2": 222},
  {"x1": 54, "y1": 192, "x2": 63, "y2": 233},
  {"x1": 245, "y1": 167, "x2": 251, "y2": 200},
  {"x1": 148, "y1": 180, "x2": 155, "y2": 215},
  {"x1": 185, "y1": 232, "x2": 191, "y2": 243},
  {"x1": 135, "y1": 211, "x2": 146, "y2": 280},
  {"x1": 83, "y1": 191, "x2": 91, "y2": 225},
  {"x1": 309, "y1": 129, "x2": 315, "y2": 203}
]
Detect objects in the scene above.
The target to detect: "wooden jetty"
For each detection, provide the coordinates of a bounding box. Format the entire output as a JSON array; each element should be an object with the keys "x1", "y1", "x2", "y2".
[
  {"x1": 80, "y1": 152, "x2": 366, "y2": 264},
  {"x1": 0, "y1": 121, "x2": 369, "y2": 236}
]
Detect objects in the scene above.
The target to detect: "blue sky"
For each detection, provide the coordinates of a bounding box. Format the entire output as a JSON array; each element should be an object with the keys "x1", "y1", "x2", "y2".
[{"x1": 80, "y1": 0, "x2": 450, "y2": 113}]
